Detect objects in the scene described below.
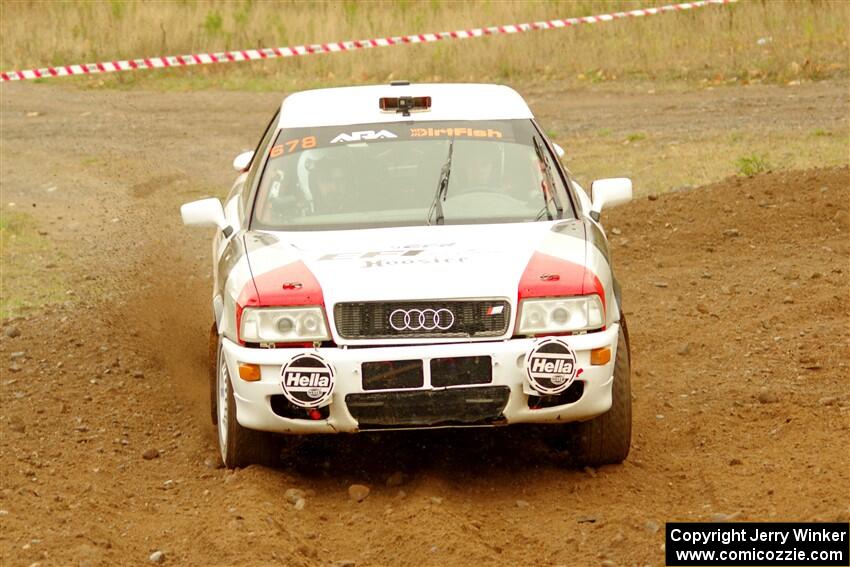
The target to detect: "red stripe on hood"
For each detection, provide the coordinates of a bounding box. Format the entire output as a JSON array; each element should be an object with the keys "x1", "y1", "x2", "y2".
[
  {"x1": 241, "y1": 260, "x2": 324, "y2": 307},
  {"x1": 236, "y1": 260, "x2": 325, "y2": 344},
  {"x1": 518, "y1": 251, "x2": 605, "y2": 309}
]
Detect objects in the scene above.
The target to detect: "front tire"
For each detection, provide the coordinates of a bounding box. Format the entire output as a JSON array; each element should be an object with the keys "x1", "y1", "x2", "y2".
[
  {"x1": 544, "y1": 320, "x2": 632, "y2": 466},
  {"x1": 570, "y1": 322, "x2": 631, "y2": 465},
  {"x1": 209, "y1": 323, "x2": 219, "y2": 425},
  {"x1": 215, "y1": 337, "x2": 281, "y2": 468}
]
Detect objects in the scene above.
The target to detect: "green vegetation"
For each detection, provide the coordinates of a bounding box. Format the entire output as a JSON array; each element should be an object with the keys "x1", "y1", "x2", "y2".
[
  {"x1": 203, "y1": 10, "x2": 224, "y2": 36},
  {"x1": 735, "y1": 154, "x2": 771, "y2": 177}
]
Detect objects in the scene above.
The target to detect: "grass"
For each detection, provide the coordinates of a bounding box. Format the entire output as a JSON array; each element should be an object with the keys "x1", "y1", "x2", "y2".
[
  {"x1": 0, "y1": 0, "x2": 847, "y2": 91},
  {"x1": 735, "y1": 153, "x2": 771, "y2": 176},
  {"x1": 0, "y1": 210, "x2": 69, "y2": 319},
  {"x1": 560, "y1": 131, "x2": 846, "y2": 197}
]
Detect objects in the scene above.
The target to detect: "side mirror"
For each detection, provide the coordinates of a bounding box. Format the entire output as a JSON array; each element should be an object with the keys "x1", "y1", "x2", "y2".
[
  {"x1": 552, "y1": 143, "x2": 565, "y2": 159},
  {"x1": 180, "y1": 198, "x2": 232, "y2": 236},
  {"x1": 232, "y1": 150, "x2": 254, "y2": 172},
  {"x1": 590, "y1": 178, "x2": 632, "y2": 221}
]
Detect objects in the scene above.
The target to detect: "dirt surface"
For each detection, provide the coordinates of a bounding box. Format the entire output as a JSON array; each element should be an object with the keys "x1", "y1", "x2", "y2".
[{"x1": 1, "y1": 81, "x2": 848, "y2": 567}]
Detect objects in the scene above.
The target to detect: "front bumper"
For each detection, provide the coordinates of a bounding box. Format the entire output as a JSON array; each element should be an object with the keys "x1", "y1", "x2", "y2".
[{"x1": 222, "y1": 323, "x2": 619, "y2": 434}]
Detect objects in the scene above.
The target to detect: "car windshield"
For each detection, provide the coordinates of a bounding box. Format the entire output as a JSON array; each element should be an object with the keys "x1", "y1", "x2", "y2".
[{"x1": 251, "y1": 119, "x2": 573, "y2": 231}]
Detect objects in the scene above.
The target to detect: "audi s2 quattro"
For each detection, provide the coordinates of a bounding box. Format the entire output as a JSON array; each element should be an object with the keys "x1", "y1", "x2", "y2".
[{"x1": 181, "y1": 82, "x2": 634, "y2": 468}]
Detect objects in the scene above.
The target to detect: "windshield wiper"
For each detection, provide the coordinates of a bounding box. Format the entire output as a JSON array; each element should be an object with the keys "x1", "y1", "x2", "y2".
[
  {"x1": 533, "y1": 135, "x2": 563, "y2": 220},
  {"x1": 427, "y1": 138, "x2": 454, "y2": 226},
  {"x1": 534, "y1": 206, "x2": 551, "y2": 221}
]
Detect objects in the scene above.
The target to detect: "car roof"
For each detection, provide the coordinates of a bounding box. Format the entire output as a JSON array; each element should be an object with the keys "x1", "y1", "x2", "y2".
[{"x1": 277, "y1": 83, "x2": 534, "y2": 129}]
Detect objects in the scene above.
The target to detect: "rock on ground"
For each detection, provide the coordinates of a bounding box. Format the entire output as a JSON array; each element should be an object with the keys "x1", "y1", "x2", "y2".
[{"x1": 348, "y1": 484, "x2": 370, "y2": 503}]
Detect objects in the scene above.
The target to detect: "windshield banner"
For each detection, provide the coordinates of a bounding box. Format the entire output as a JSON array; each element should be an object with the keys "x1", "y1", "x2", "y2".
[{"x1": 270, "y1": 122, "x2": 515, "y2": 160}]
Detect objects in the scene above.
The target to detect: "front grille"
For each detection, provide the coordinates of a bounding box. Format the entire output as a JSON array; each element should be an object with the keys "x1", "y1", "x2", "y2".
[
  {"x1": 430, "y1": 356, "x2": 492, "y2": 387},
  {"x1": 362, "y1": 360, "x2": 424, "y2": 391},
  {"x1": 334, "y1": 300, "x2": 510, "y2": 339},
  {"x1": 346, "y1": 386, "x2": 510, "y2": 429}
]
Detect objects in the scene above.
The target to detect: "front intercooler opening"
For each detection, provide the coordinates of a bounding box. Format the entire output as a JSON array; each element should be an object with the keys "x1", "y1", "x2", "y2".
[
  {"x1": 270, "y1": 395, "x2": 331, "y2": 420},
  {"x1": 362, "y1": 360, "x2": 424, "y2": 390},
  {"x1": 430, "y1": 355, "x2": 492, "y2": 387},
  {"x1": 527, "y1": 381, "x2": 584, "y2": 409}
]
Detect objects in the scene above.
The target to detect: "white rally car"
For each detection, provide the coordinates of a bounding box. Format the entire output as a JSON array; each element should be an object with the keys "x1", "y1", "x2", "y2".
[{"x1": 181, "y1": 82, "x2": 633, "y2": 468}]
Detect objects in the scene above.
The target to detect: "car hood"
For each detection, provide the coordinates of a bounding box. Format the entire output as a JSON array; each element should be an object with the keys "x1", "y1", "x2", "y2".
[{"x1": 243, "y1": 221, "x2": 588, "y2": 305}]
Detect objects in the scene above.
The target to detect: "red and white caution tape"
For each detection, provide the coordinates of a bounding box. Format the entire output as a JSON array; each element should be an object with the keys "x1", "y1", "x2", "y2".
[{"x1": 1, "y1": 0, "x2": 735, "y2": 82}]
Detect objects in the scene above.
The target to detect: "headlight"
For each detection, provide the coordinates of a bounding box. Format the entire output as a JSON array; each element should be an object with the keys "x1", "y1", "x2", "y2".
[
  {"x1": 240, "y1": 306, "x2": 330, "y2": 343},
  {"x1": 517, "y1": 295, "x2": 604, "y2": 335}
]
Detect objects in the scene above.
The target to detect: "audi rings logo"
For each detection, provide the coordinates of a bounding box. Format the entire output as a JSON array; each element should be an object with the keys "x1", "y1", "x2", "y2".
[{"x1": 389, "y1": 308, "x2": 455, "y2": 331}]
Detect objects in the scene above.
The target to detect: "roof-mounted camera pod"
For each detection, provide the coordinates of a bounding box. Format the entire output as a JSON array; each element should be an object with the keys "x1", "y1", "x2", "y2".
[{"x1": 379, "y1": 96, "x2": 432, "y2": 117}]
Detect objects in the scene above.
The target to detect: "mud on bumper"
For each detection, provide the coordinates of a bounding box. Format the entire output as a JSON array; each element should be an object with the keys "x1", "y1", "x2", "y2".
[{"x1": 221, "y1": 324, "x2": 620, "y2": 434}]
